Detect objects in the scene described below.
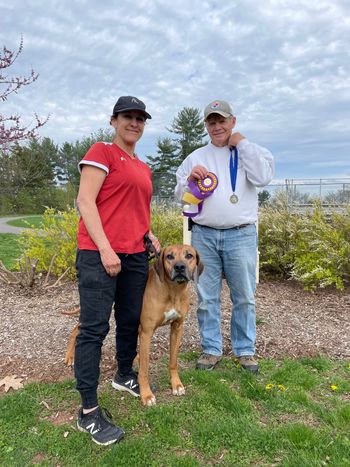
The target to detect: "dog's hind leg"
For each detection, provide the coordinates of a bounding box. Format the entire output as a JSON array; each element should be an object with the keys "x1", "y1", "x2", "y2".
[
  {"x1": 132, "y1": 353, "x2": 140, "y2": 372},
  {"x1": 64, "y1": 323, "x2": 80, "y2": 366}
]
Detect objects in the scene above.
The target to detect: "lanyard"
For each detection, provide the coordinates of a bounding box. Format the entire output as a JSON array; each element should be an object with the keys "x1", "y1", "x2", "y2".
[{"x1": 229, "y1": 146, "x2": 238, "y2": 193}]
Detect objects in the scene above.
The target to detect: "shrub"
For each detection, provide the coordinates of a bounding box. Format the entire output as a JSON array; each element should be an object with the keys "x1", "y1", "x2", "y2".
[
  {"x1": 16, "y1": 200, "x2": 349, "y2": 291},
  {"x1": 259, "y1": 196, "x2": 350, "y2": 290},
  {"x1": 17, "y1": 203, "x2": 183, "y2": 281},
  {"x1": 150, "y1": 201, "x2": 183, "y2": 245},
  {"x1": 18, "y1": 206, "x2": 79, "y2": 279},
  {"x1": 289, "y1": 204, "x2": 350, "y2": 290},
  {"x1": 259, "y1": 193, "x2": 304, "y2": 277}
]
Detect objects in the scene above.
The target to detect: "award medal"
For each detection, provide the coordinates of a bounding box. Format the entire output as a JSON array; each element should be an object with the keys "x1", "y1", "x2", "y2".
[
  {"x1": 230, "y1": 193, "x2": 239, "y2": 204},
  {"x1": 229, "y1": 146, "x2": 239, "y2": 204}
]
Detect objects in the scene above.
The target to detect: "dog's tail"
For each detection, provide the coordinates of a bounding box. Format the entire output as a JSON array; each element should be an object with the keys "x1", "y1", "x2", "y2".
[{"x1": 61, "y1": 306, "x2": 80, "y2": 316}]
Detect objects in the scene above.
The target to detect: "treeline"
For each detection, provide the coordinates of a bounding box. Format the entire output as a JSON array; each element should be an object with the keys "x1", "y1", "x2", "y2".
[
  {"x1": 0, "y1": 129, "x2": 113, "y2": 214},
  {"x1": 0, "y1": 108, "x2": 207, "y2": 214}
]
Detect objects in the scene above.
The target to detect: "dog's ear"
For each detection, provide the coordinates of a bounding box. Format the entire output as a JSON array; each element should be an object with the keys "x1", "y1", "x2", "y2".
[
  {"x1": 154, "y1": 249, "x2": 165, "y2": 282},
  {"x1": 195, "y1": 249, "x2": 204, "y2": 276}
]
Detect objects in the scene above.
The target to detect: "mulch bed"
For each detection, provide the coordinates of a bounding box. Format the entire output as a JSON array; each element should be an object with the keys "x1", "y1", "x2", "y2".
[{"x1": 1, "y1": 279, "x2": 349, "y2": 394}]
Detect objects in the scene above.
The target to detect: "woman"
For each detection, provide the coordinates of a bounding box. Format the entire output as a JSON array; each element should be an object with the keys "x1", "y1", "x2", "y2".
[{"x1": 74, "y1": 95, "x2": 160, "y2": 446}]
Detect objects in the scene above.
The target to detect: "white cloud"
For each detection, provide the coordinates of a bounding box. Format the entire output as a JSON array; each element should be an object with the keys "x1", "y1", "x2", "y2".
[{"x1": 1, "y1": 0, "x2": 349, "y2": 179}]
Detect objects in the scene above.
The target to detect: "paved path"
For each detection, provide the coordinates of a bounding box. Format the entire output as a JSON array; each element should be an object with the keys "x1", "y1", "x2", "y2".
[{"x1": 0, "y1": 216, "x2": 29, "y2": 234}]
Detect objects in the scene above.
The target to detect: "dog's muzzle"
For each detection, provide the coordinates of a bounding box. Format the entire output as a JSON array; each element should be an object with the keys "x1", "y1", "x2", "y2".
[{"x1": 170, "y1": 262, "x2": 191, "y2": 283}]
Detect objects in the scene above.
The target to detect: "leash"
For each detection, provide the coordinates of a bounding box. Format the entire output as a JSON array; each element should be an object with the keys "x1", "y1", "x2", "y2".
[{"x1": 144, "y1": 233, "x2": 159, "y2": 261}]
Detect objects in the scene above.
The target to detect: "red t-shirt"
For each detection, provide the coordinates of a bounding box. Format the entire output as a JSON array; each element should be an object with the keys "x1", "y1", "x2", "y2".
[{"x1": 77, "y1": 142, "x2": 152, "y2": 253}]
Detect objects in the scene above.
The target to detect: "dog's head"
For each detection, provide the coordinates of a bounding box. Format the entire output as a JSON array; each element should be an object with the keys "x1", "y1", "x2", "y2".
[{"x1": 155, "y1": 244, "x2": 204, "y2": 283}]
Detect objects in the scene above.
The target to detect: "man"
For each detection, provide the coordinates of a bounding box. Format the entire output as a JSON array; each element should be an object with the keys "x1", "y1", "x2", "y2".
[{"x1": 175, "y1": 99, "x2": 274, "y2": 373}]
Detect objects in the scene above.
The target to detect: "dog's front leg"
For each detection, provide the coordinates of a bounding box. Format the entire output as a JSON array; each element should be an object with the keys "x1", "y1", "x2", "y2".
[
  {"x1": 138, "y1": 327, "x2": 156, "y2": 406},
  {"x1": 169, "y1": 321, "x2": 185, "y2": 396}
]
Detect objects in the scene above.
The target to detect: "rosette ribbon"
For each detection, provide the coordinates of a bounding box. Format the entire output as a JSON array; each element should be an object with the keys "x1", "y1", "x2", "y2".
[{"x1": 182, "y1": 172, "x2": 218, "y2": 217}]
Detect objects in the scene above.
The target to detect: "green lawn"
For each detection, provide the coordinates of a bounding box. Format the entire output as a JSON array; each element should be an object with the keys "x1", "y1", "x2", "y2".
[
  {"x1": 5, "y1": 215, "x2": 44, "y2": 229},
  {"x1": 1, "y1": 355, "x2": 349, "y2": 466},
  {"x1": 0, "y1": 233, "x2": 23, "y2": 269},
  {"x1": 0, "y1": 216, "x2": 44, "y2": 269}
]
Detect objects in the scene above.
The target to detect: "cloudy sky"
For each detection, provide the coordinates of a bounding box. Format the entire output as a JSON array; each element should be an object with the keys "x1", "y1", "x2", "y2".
[{"x1": 1, "y1": 0, "x2": 349, "y2": 182}]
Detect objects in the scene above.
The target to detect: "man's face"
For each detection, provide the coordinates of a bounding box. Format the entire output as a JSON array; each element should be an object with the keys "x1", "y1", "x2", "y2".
[{"x1": 205, "y1": 113, "x2": 236, "y2": 147}]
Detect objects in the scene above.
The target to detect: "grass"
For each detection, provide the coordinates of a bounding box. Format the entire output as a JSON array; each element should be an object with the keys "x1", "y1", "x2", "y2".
[
  {"x1": 0, "y1": 215, "x2": 44, "y2": 269},
  {"x1": 1, "y1": 355, "x2": 349, "y2": 466},
  {"x1": 0, "y1": 233, "x2": 23, "y2": 269},
  {"x1": 5, "y1": 215, "x2": 44, "y2": 229}
]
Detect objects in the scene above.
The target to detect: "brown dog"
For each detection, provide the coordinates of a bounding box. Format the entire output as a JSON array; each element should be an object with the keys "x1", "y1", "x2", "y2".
[{"x1": 64, "y1": 244, "x2": 203, "y2": 406}]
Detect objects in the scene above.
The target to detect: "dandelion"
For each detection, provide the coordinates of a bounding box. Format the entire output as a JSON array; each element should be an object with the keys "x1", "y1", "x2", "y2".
[
  {"x1": 277, "y1": 384, "x2": 286, "y2": 392},
  {"x1": 330, "y1": 385, "x2": 337, "y2": 391},
  {"x1": 265, "y1": 383, "x2": 275, "y2": 390}
]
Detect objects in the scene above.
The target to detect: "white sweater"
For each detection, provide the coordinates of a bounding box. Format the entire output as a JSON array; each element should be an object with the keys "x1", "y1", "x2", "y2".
[{"x1": 175, "y1": 139, "x2": 274, "y2": 229}]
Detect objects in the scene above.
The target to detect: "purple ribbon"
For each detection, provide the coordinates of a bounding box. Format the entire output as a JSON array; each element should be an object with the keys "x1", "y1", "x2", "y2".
[
  {"x1": 183, "y1": 172, "x2": 218, "y2": 218},
  {"x1": 188, "y1": 179, "x2": 214, "y2": 201}
]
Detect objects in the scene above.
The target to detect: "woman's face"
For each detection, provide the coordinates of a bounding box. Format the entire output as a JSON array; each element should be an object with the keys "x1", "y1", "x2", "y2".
[{"x1": 111, "y1": 111, "x2": 146, "y2": 145}]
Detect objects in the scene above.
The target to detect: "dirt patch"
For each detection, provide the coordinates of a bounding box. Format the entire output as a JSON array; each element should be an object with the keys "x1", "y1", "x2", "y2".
[
  {"x1": 43, "y1": 410, "x2": 76, "y2": 426},
  {"x1": 1, "y1": 279, "x2": 349, "y2": 393}
]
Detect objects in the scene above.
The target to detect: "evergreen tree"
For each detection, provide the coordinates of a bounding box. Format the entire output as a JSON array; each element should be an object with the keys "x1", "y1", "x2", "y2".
[
  {"x1": 258, "y1": 189, "x2": 271, "y2": 206},
  {"x1": 147, "y1": 107, "x2": 207, "y2": 200},
  {"x1": 0, "y1": 137, "x2": 58, "y2": 212},
  {"x1": 149, "y1": 137, "x2": 177, "y2": 199},
  {"x1": 169, "y1": 107, "x2": 207, "y2": 165},
  {"x1": 57, "y1": 128, "x2": 113, "y2": 188}
]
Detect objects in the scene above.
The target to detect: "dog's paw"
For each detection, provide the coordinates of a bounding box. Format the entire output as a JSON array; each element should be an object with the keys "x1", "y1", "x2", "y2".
[
  {"x1": 64, "y1": 356, "x2": 74, "y2": 366},
  {"x1": 146, "y1": 397, "x2": 156, "y2": 406},
  {"x1": 141, "y1": 393, "x2": 157, "y2": 406},
  {"x1": 140, "y1": 391, "x2": 156, "y2": 406},
  {"x1": 172, "y1": 385, "x2": 186, "y2": 396}
]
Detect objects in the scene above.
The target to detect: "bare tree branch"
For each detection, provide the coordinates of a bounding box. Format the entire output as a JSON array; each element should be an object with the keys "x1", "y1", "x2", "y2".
[{"x1": 0, "y1": 35, "x2": 48, "y2": 151}]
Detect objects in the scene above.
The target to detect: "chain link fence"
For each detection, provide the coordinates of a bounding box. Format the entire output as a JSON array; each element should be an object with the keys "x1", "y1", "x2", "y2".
[
  {"x1": 151, "y1": 173, "x2": 350, "y2": 209},
  {"x1": 261, "y1": 178, "x2": 350, "y2": 212}
]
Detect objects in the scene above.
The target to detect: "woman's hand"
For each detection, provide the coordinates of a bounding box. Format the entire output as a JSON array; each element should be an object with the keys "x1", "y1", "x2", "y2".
[
  {"x1": 100, "y1": 247, "x2": 121, "y2": 276},
  {"x1": 148, "y1": 232, "x2": 161, "y2": 255}
]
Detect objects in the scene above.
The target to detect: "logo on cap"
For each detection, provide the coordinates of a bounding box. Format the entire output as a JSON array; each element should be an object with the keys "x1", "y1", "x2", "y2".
[
  {"x1": 211, "y1": 101, "x2": 220, "y2": 109},
  {"x1": 131, "y1": 98, "x2": 139, "y2": 103}
]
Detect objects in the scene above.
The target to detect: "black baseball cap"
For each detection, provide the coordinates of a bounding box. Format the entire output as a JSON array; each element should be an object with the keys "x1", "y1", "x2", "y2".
[{"x1": 112, "y1": 95, "x2": 152, "y2": 119}]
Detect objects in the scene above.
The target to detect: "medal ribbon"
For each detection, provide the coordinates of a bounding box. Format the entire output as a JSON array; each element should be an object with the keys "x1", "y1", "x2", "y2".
[
  {"x1": 229, "y1": 146, "x2": 238, "y2": 194},
  {"x1": 182, "y1": 172, "x2": 218, "y2": 217}
]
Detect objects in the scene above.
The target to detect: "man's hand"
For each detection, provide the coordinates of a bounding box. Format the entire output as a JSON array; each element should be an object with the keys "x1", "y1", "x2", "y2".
[
  {"x1": 229, "y1": 132, "x2": 246, "y2": 147},
  {"x1": 188, "y1": 165, "x2": 208, "y2": 181}
]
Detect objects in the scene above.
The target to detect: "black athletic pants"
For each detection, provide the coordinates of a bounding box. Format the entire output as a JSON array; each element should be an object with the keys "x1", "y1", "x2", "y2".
[{"x1": 74, "y1": 249, "x2": 148, "y2": 409}]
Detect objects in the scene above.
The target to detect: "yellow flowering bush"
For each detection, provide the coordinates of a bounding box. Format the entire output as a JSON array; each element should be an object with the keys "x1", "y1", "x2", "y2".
[
  {"x1": 18, "y1": 206, "x2": 79, "y2": 280},
  {"x1": 17, "y1": 203, "x2": 184, "y2": 281}
]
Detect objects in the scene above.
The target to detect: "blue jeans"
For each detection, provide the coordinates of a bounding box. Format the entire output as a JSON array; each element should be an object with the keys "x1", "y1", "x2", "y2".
[{"x1": 191, "y1": 223, "x2": 257, "y2": 357}]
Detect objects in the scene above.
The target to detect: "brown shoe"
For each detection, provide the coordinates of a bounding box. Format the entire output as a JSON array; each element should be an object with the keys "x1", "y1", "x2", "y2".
[
  {"x1": 238, "y1": 356, "x2": 259, "y2": 374},
  {"x1": 196, "y1": 353, "x2": 222, "y2": 370}
]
